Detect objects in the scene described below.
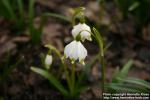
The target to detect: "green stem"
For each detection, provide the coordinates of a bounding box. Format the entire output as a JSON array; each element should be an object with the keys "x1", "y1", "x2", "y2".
[
  {"x1": 61, "y1": 61, "x2": 72, "y2": 94},
  {"x1": 71, "y1": 63, "x2": 76, "y2": 96},
  {"x1": 101, "y1": 54, "x2": 105, "y2": 92},
  {"x1": 45, "y1": 45, "x2": 72, "y2": 96},
  {"x1": 100, "y1": 48, "x2": 105, "y2": 95},
  {"x1": 72, "y1": 14, "x2": 76, "y2": 26},
  {"x1": 92, "y1": 27, "x2": 106, "y2": 95}
]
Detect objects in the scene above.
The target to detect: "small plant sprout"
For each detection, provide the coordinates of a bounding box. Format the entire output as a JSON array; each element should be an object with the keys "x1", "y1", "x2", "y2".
[
  {"x1": 64, "y1": 40, "x2": 87, "y2": 65},
  {"x1": 44, "y1": 54, "x2": 53, "y2": 69},
  {"x1": 72, "y1": 23, "x2": 92, "y2": 42}
]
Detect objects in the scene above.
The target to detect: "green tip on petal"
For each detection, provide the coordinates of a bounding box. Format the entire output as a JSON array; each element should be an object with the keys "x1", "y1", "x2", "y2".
[
  {"x1": 89, "y1": 37, "x2": 92, "y2": 41},
  {"x1": 81, "y1": 38, "x2": 85, "y2": 42},
  {"x1": 80, "y1": 59, "x2": 85, "y2": 65},
  {"x1": 71, "y1": 59, "x2": 75, "y2": 64}
]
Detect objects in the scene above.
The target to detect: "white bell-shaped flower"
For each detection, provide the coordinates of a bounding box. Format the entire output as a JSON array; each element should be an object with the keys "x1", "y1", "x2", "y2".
[
  {"x1": 72, "y1": 23, "x2": 92, "y2": 42},
  {"x1": 45, "y1": 54, "x2": 53, "y2": 69},
  {"x1": 64, "y1": 40, "x2": 87, "y2": 65}
]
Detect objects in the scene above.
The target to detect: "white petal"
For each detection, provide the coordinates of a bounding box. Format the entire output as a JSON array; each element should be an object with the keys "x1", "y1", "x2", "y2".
[
  {"x1": 81, "y1": 31, "x2": 91, "y2": 41},
  {"x1": 71, "y1": 23, "x2": 82, "y2": 38},
  {"x1": 64, "y1": 40, "x2": 87, "y2": 64},
  {"x1": 45, "y1": 55, "x2": 53, "y2": 66},
  {"x1": 64, "y1": 41, "x2": 78, "y2": 60},
  {"x1": 81, "y1": 23, "x2": 91, "y2": 32},
  {"x1": 64, "y1": 41, "x2": 73, "y2": 58},
  {"x1": 71, "y1": 23, "x2": 91, "y2": 41},
  {"x1": 77, "y1": 41, "x2": 87, "y2": 62},
  {"x1": 69, "y1": 41, "x2": 78, "y2": 60}
]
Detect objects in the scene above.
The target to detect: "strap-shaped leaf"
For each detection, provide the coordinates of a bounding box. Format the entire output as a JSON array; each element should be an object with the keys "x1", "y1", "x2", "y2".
[
  {"x1": 112, "y1": 67, "x2": 120, "y2": 83},
  {"x1": 31, "y1": 67, "x2": 69, "y2": 96},
  {"x1": 112, "y1": 60, "x2": 133, "y2": 83},
  {"x1": 105, "y1": 83, "x2": 144, "y2": 93},
  {"x1": 17, "y1": 0, "x2": 24, "y2": 18},
  {"x1": 118, "y1": 60, "x2": 133, "y2": 80},
  {"x1": 128, "y1": 1, "x2": 139, "y2": 11},
  {"x1": 118, "y1": 77, "x2": 150, "y2": 89},
  {"x1": 1, "y1": 0, "x2": 16, "y2": 19},
  {"x1": 44, "y1": 13, "x2": 70, "y2": 22}
]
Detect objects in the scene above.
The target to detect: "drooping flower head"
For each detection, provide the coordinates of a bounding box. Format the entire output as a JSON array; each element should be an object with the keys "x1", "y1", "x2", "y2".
[
  {"x1": 72, "y1": 23, "x2": 92, "y2": 42},
  {"x1": 64, "y1": 40, "x2": 87, "y2": 65},
  {"x1": 45, "y1": 54, "x2": 53, "y2": 69}
]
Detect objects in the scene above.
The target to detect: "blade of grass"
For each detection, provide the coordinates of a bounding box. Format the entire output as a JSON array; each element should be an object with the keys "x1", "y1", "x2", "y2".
[
  {"x1": 128, "y1": 1, "x2": 140, "y2": 11},
  {"x1": 28, "y1": 0, "x2": 35, "y2": 42},
  {"x1": 44, "y1": 13, "x2": 70, "y2": 22},
  {"x1": 31, "y1": 67, "x2": 69, "y2": 96},
  {"x1": 105, "y1": 83, "x2": 144, "y2": 93},
  {"x1": 17, "y1": 0, "x2": 24, "y2": 18},
  {"x1": 118, "y1": 77, "x2": 150, "y2": 89},
  {"x1": 118, "y1": 59, "x2": 133, "y2": 79},
  {"x1": 1, "y1": 0, "x2": 16, "y2": 19}
]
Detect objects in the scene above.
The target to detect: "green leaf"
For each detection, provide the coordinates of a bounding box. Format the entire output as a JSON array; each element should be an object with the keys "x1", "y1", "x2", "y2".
[
  {"x1": 44, "y1": 13, "x2": 70, "y2": 22},
  {"x1": 128, "y1": 2, "x2": 140, "y2": 11},
  {"x1": 75, "y1": 85, "x2": 88, "y2": 96},
  {"x1": 118, "y1": 60, "x2": 133, "y2": 80},
  {"x1": 112, "y1": 67, "x2": 120, "y2": 83},
  {"x1": 17, "y1": 0, "x2": 24, "y2": 18},
  {"x1": 118, "y1": 77, "x2": 150, "y2": 89},
  {"x1": 29, "y1": 0, "x2": 34, "y2": 21},
  {"x1": 1, "y1": 0, "x2": 16, "y2": 19},
  {"x1": 112, "y1": 60, "x2": 133, "y2": 83},
  {"x1": 31, "y1": 67, "x2": 69, "y2": 96},
  {"x1": 105, "y1": 83, "x2": 144, "y2": 93}
]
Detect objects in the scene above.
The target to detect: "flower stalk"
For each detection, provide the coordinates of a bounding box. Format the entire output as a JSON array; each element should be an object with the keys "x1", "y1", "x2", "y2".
[
  {"x1": 100, "y1": 50, "x2": 105, "y2": 92},
  {"x1": 92, "y1": 28, "x2": 105, "y2": 93},
  {"x1": 71, "y1": 63, "x2": 76, "y2": 96}
]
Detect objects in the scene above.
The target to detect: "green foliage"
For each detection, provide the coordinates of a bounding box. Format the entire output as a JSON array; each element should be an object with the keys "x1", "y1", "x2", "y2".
[
  {"x1": 106, "y1": 60, "x2": 150, "y2": 93},
  {"x1": 0, "y1": 0, "x2": 69, "y2": 44},
  {"x1": 0, "y1": 0, "x2": 15, "y2": 19},
  {"x1": 28, "y1": 0, "x2": 44, "y2": 44},
  {"x1": 44, "y1": 13, "x2": 70, "y2": 22},
  {"x1": 112, "y1": 60, "x2": 133, "y2": 83},
  {"x1": 0, "y1": 0, "x2": 25, "y2": 32},
  {"x1": 31, "y1": 67, "x2": 69, "y2": 96},
  {"x1": 0, "y1": 0, "x2": 40, "y2": 43},
  {"x1": 31, "y1": 44, "x2": 93, "y2": 98},
  {"x1": 115, "y1": 0, "x2": 150, "y2": 26}
]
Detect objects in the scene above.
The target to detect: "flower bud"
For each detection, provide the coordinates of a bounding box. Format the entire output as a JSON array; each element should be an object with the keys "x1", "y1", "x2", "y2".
[{"x1": 45, "y1": 54, "x2": 53, "y2": 69}]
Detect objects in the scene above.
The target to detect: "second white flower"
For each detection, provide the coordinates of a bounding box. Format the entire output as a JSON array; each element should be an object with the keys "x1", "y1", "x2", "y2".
[{"x1": 71, "y1": 23, "x2": 92, "y2": 42}]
